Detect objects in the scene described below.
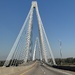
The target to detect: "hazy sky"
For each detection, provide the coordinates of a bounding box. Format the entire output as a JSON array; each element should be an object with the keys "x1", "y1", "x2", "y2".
[{"x1": 0, "y1": 0, "x2": 75, "y2": 60}]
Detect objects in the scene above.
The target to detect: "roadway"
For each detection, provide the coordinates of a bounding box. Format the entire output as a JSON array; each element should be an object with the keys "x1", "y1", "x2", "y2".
[{"x1": 12, "y1": 61, "x2": 73, "y2": 75}]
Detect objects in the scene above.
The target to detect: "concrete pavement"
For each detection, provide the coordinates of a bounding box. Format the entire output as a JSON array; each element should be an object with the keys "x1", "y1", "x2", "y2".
[{"x1": 12, "y1": 61, "x2": 74, "y2": 75}]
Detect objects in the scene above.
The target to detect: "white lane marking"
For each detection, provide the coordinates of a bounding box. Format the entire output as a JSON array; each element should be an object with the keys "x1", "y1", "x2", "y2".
[
  {"x1": 43, "y1": 64, "x2": 73, "y2": 75},
  {"x1": 44, "y1": 71, "x2": 46, "y2": 74},
  {"x1": 41, "y1": 67, "x2": 44, "y2": 71},
  {"x1": 40, "y1": 67, "x2": 46, "y2": 74}
]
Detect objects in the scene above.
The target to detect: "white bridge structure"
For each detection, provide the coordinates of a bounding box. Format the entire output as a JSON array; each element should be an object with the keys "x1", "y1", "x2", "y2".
[{"x1": 3, "y1": 1, "x2": 56, "y2": 67}]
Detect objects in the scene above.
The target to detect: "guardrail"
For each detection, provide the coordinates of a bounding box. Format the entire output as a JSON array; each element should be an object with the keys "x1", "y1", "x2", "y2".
[
  {"x1": 52, "y1": 65, "x2": 75, "y2": 72},
  {"x1": 43, "y1": 62, "x2": 75, "y2": 72}
]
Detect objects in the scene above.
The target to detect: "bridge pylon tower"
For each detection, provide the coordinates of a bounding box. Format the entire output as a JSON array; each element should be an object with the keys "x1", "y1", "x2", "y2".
[{"x1": 3, "y1": 1, "x2": 56, "y2": 67}]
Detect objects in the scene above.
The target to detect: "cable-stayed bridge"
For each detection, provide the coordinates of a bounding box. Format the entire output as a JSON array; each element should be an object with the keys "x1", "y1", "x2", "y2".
[
  {"x1": 3, "y1": 1, "x2": 56, "y2": 67},
  {"x1": 1, "y1": 1, "x2": 74, "y2": 75}
]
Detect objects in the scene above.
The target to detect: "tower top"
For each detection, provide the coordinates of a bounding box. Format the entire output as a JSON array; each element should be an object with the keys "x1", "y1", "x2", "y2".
[{"x1": 32, "y1": 1, "x2": 37, "y2": 8}]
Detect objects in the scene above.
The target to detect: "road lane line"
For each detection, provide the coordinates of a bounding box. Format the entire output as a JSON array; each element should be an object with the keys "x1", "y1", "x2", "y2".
[
  {"x1": 40, "y1": 67, "x2": 46, "y2": 75},
  {"x1": 44, "y1": 72, "x2": 46, "y2": 74},
  {"x1": 20, "y1": 67, "x2": 33, "y2": 75},
  {"x1": 40, "y1": 67, "x2": 44, "y2": 72},
  {"x1": 20, "y1": 62, "x2": 37, "y2": 75}
]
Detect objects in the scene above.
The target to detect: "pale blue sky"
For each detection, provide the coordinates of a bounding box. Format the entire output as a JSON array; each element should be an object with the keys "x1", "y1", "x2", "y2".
[{"x1": 0, "y1": 0, "x2": 75, "y2": 60}]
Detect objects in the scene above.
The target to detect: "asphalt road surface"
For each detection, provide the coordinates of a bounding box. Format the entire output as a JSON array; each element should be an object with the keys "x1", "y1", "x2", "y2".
[{"x1": 12, "y1": 61, "x2": 72, "y2": 75}]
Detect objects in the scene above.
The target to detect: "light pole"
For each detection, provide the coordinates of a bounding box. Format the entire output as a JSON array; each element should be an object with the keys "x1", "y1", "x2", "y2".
[{"x1": 58, "y1": 40, "x2": 62, "y2": 65}]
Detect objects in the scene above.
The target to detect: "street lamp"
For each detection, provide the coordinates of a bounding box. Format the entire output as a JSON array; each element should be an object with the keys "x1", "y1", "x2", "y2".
[{"x1": 58, "y1": 40, "x2": 62, "y2": 65}]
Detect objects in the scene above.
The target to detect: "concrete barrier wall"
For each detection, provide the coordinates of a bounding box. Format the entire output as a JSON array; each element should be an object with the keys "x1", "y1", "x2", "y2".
[
  {"x1": 44, "y1": 62, "x2": 75, "y2": 72},
  {"x1": 52, "y1": 65, "x2": 75, "y2": 72}
]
